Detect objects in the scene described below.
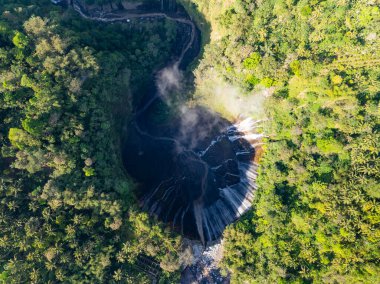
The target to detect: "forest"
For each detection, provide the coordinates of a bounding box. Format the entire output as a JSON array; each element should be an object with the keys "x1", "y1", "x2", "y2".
[
  {"x1": 187, "y1": 0, "x2": 379, "y2": 282},
  {"x1": 1, "y1": 0, "x2": 379, "y2": 283},
  {"x1": 0, "y1": 0, "x2": 184, "y2": 282}
]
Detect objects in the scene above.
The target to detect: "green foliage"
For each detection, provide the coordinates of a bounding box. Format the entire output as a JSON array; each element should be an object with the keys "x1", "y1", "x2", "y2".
[
  {"x1": 0, "y1": 270, "x2": 7, "y2": 283},
  {"x1": 2, "y1": 0, "x2": 380, "y2": 282},
  {"x1": 197, "y1": 0, "x2": 380, "y2": 283},
  {"x1": 8, "y1": 128, "x2": 36, "y2": 149},
  {"x1": 0, "y1": 1, "x2": 181, "y2": 282},
  {"x1": 219, "y1": 8, "x2": 237, "y2": 28},
  {"x1": 83, "y1": 166, "x2": 95, "y2": 177},
  {"x1": 245, "y1": 74, "x2": 260, "y2": 88},
  {"x1": 290, "y1": 60, "x2": 301, "y2": 76},
  {"x1": 260, "y1": 77, "x2": 274, "y2": 87},
  {"x1": 300, "y1": 5, "x2": 312, "y2": 17},
  {"x1": 12, "y1": 31, "x2": 28, "y2": 49},
  {"x1": 243, "y1": 52, "x2": 261, "y2": 70},
  {"x1": 316, "y1": 138, "x2": 344, "y2": 155},
  {"x1": 21, "y1": 118, "x2": 44, "y2": 135},
  {"x1": 331, "y1": 74, "x2": 343, "y2": 85}
]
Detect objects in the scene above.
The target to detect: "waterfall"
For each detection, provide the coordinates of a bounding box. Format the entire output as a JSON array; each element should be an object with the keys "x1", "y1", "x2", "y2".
[
  {"x1": 139, "y1": 117, "x2": 263, "y2": 244},
  {"x1": 70, "y1": 0, "x2": 263, "y2": 245}
]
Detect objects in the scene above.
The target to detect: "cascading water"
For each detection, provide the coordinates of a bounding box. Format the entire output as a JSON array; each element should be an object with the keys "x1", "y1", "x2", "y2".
[
  {"x1": 69, "y1": 0, "x2": 263, "y2": 245},
  {"x1": 125, "y1": 109, "x2": 263, "y2": 244}
]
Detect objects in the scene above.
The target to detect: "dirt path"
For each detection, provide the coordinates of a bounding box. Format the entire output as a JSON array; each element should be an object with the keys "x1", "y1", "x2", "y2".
[
  {"x1": 71, "y1": 0, "x2": 196, "y2": 126},
  {"x1": 71, "y1": 0, "x2": 198, "y2": 140},
  {"x1": 72, "y1": 0, "x2": 195, "y2": 65}
]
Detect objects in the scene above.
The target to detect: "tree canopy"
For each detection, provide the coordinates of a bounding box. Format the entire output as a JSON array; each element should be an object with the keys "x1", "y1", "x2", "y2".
[
  {"x1": 0, "y1": 1, "x2": 182, "y2": 282},
  {"x1": 184, "y1": 0, "x2": 380, "y2": 282},
  {"x1": 1, "y1": 0, "x2": 379, "y2": 283}
]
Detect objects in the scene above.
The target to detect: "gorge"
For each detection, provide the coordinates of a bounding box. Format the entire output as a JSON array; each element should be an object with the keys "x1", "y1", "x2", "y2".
[
  {"x1": 70, "y1": 0, "x2": 262, "y2": 245},
  {"x1": 2, "y1": 1, "x2": 378, "y2": 283}
]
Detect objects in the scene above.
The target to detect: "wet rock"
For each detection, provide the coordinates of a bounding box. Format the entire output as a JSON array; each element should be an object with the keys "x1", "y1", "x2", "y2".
[
  {"x1": 181, "y1": 240, "x2": 230, "y2": 284},
  {"x1": 201, "y1": 136, "x2": 236, "y2": 167},
  {"x1": 124, "y1": 116, "x2": 260, "y2": 243}
]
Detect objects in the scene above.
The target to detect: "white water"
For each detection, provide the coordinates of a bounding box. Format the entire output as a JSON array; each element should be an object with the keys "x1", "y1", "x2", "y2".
[
  {"x1": 141, "y1": 117, "x2": 263, "y2": 244},
  {"x1": 196, "y1": 118, "x2": 262, "y2": 242},
  {"x1": 134, "y1": 116, "x2": 262, "y2": 243},
  {"x1": 70, "y1": 0, "x2": 263, "y2": 244}
]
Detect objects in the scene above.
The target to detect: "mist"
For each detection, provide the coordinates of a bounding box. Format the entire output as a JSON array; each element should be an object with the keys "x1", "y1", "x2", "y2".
[
  {"x1": 154, "y1": 64, "x2": 270, "y2": 152},
  {"x1": 194, "y1": 70, "x2": 273, "y2": 121},
  {"x1": 156, "y1": 63, "x2": 183, "y2": 104}
]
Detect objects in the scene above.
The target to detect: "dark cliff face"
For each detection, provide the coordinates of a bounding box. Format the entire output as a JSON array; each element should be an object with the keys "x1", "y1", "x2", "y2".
[
  {"x1": 68, "y1": 0, "x2": 257, "y2": 244},
  {"x1": 160, "y1": 0, "x2": 177, "y2": 11},
  {"x1": 64, "y1": 0, "x2": 258, "y2": 245},
  {"x1": 122, "y1": 106, "x2": 258, "y2": 244}
]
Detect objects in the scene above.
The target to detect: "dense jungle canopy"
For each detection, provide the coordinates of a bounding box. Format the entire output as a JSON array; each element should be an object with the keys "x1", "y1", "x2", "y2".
[{"x1": 0, "y1": 0, "x2": 379, "y2": 283}]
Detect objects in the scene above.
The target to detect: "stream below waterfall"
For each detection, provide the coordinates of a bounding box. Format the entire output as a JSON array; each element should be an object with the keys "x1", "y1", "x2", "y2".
[{"x1": 70, "y1": 0, "x2": 261, "y2": 264}]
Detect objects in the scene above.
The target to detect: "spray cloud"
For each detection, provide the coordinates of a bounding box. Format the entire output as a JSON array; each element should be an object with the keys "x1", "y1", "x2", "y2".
[{"x1": 156, "y1": 63, "x2": 183, "y2": 104}]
